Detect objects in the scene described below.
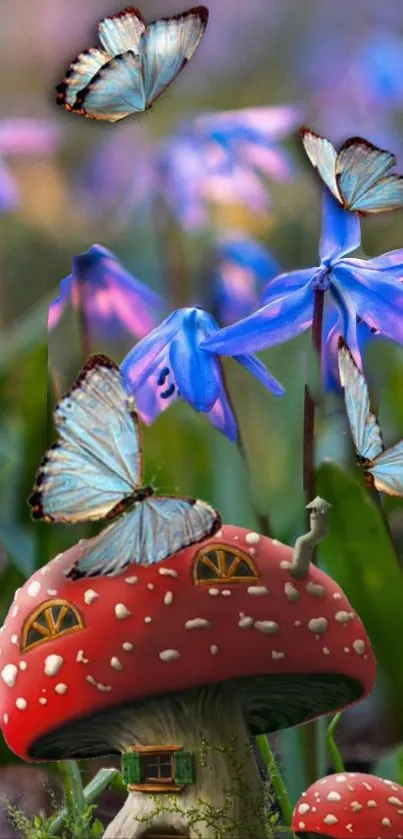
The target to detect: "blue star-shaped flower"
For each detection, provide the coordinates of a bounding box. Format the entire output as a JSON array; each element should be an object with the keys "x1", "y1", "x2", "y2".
[
  {"x1": 201, "y1": 190, "x2": 403, "y2": 372},
  {"x1": 120, "y1": 307, "x2": 284, "y2": 442}
]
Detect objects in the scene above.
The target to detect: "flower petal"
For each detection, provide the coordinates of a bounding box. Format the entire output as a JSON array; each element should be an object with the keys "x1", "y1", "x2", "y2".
[
  {"x1": 332, "y1": 263, "x2": 403, "y2": 344},
  {"x1": 132, "y1": 350, "x2": 179, "y2": 425},
  {"x1": 120, "y1": 310, "x2": 182, "y2": 391},
  {"x1": 319, "y1": 189, "x2": 361, "y2": 263},
  {"x1": 235, "y1": 354, "x2": 285, "y2": 396},
  {"x1": 206, "y1": 390, "x2": 238, "y2": 442},
  {"x1": 48, "y1": 275, "x2": 72, "y2": 330},
  {"x1": 201, "y1": 281, "x2": 314, "y2": 355},
  {"x1": 261, "y1": 268, "x2": 314, "y2": 305},
  {"x1": 169, "y1": 310, "x2": 221, "y2": 412},
  {"x1": 344, "y1": 250, "x2": 403, "y2": 278}
]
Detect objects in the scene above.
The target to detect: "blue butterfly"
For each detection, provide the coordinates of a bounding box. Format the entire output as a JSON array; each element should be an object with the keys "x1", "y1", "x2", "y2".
[
  {"x1": 338, "y1": 337, "x2": 403, "y2": 495},
  {"x1": 301, "y1": 128, "x2": 403, "y2": 213},
  {"x1": 56, "y1": 6, "x2": 208, "y2": 122},
  {"x1": 29, "y1": 355, "x2": 221, "y2": 577}
]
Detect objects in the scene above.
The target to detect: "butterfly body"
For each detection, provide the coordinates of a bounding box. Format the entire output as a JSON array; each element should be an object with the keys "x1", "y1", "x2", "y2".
[
  {"x1": 301, "y1": 128, "x2": 403, "y2": 214},
  {"x1": 338, "y1": 337, "x2": 403, "y2": 496},
  {"x1": 56, "y1": 6, "x2": 208, "y2": 122},
  {"x1": 29, "y1": 355, "x2": 221, "y2": 576}
]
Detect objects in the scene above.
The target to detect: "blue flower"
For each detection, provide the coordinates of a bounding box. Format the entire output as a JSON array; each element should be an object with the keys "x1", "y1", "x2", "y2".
[
  {"x1": 48, "y1": 244, "x2": 164, "y2": 340},
  {"x1": 120, "y1": 307, "x2": 284, "y2": 442},
  {"x1": 0, "y1": 119, "x2": 61, "y2": 212},
  {"x1": 213, "y1": 235, "x2": 280, "y2": 325},
  {"x1": 201, "y1": 189, "x2": 403, "y2": 374},
  {"x1": 77, "y1": 105, "x2": 301, "y2": 231}
]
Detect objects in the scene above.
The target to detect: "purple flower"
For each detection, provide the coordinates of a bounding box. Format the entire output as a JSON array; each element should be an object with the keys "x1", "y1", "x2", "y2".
[
  {"x1": 213, "y1": 235, "x2": 280, "y2": 325},
  {"x1": 77, "y1": 104, "x2": 301, "y2": 230},
  {"x1": 48, "y1": 245, "x2": 164, "y2": 340},
  {"x1": 120, "y1": 307, "x2": 284, "y2": 442},
  {"x1": 201, "y1": 190, "x2": 403, "y2": 375},
  {"x1": 0, "y1": 119, "x2": 61, "y2": 211}
]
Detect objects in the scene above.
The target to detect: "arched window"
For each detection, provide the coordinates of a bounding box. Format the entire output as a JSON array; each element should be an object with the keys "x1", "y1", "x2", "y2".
[
  {"x1": 21, "y1": 600, "x2": 84, "y2": 652},
  {"x1": 193, "y1": 543, "x2": 259, "y2": 585}
]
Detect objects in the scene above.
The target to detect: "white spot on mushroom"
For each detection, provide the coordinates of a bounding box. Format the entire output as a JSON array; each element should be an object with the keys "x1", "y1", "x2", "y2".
[
  {"x1": 55, "y1": 683, "x2": 68, "y2": 694},
  {"x1": 272, "y1": 539, "x2": 282, "y2": 546},
  {"x1": 245, "y1": 532, "x2": 260, "y2": 545},
  {"x1": 306, "y1": 582, "x2": 325, "y2": 597},
  {"x1": 158, "y1": 568, "x2": 178, "y2": 578},
  {"x1": 271, "y1": 651, "x2": 285, "y2": 660},
  {"x1": 86, "y1": 675, "x2": 96, "y2": 685},
  {"x1": 144, "y1": 616, "x2": 152, "y2": 624},
  {"x1": 1, "y1": 664, "x2": 17, "y2": 687},
  {"x1": 27, "y1": 581, "x2": 41, "y2": 597},
  {"x1": 353, "y1": 639, "x2": 366, "y2": 655},
  {"x1": 159, "y1": 649, "x2": 180, "y2": 662},
  {"x1": 350, "y1": 802, "x2": 363, "y2": 812},
  {"x1": 343, "y1": 647, "x2": 350, "y2": 653},
  {"x1": 247, "y1": 586, "x2": 269, "y2": 596},
  {"x1": 254, "y1": 621, "x2": 279, "y2": 635},
  {"x1": 298, "y1": 804, "x2": 310, "y2": 815},
  {"x1": 47, "y1": 589, "x2": 58, "y2": 596},
  {"x1": 284, "y1": 582, "x2": 300, "y2": 602},
  {"x1": 280, "y1": 560, "x2": 292, "y2": 569},
  {"x1": 185, "y1": 618, "x2": 212, "y2": 630},
  {"x1": 122, "y1": 642, "x2": 133, "y2": 652},
  {"x1": 210, "y1": 645, "x2": 218, "y2": 655},
  {"x1": 332, "y1": 592, "x2": 342, "y2": 600},
  {"x1": 208, "y1": 588, "x2": 219, "y2": 596},
  {"x1": 84, "y1": 589, "x2": 99, "y2": 605},
  {"x1": 335, "y1": 775, "x2": 347, "y2": 782},
  {"x1": 16, "y1": 697, "x2": 27, "y2": 710},
  {"x1": 382, "y1": 817, "x2": 392, "y2": 827},
  {"x1": 238, "y1": 616, "x2": 254, "y2": 629},
  {"x1": 44, "y1": 655, "x2": 64, "y2": 677},
  {"x1": 19, "y1": 662, "x2": 27, "y2": 671},
  {"x1": 322, "y1": 647, "x2": 330, "y2": 655},
  {"x1": 39, "y1": 698, "x2": 47, "y2": 705},
  {"x1": 323, "y1": 815, "x2": 338, "y2": 826},
  {"x1": 248, "y1": 548, "x2": 256, "y2": 556},
  {"x1": 124, "y1": 576, "x2": 138, "y2": 585},
  {"x1": 389, "y1": 797, "x2": 403, "y2": 806},
  {"x1": 11, "y1": 606, "x2": 18, "y2": 618},
  {"x1": 96, "y1": 682, "x2": 112, "y2": 692},
  {"x1": 363, "y1": 783, "x2": 373, "y2": 791},
  {"x1": 115, "y1": 604, "x2": 131, "y2": 620},
  {"x1": 40, "y1": 566, "x2": 49, "y2": 575},
  {"x1": 308, "y1": 617, "x2": 328, "y2": 635},
  {"x1": 3, "y1": 714, "x2": 8, "y2": 724},
  {"x1": 298, "y1": 823, "x2": 305, "y2": 831},
  {"x1": 76, "y1": 650, "x2": 89, "y2": 664},
  {"x1": 367, "y1": 800, "x2": 377, "y2": 808},
  {"x1": 327, "y1": 791, "x2": 341, "y2": 802},
  {"x1": 110, "y1": 657, "x2": 122, "y2": 671},
  {"x1": 221, "y1": 590, "x2": 231, "y2": 596},
  {"x1": 164, "y1": 591, "x2": 174, "y2": 606},
  {"x1": 294, "y1": 620, "x2": 302, "y2": 627},
  {"x1": 335, "y1": 610, "x2": 354, "y2": 624},
  {"x1": 11, "y1": 635, "x2": 18, "y2": 645},
  {"x1": 215, "y1": 530, "x2": 223, "y2": 538}
]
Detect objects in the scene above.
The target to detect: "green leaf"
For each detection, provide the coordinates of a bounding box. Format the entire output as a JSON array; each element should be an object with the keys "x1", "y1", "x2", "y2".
[
  {"x1": 316, "y1": 460, "x2": 403, "y2": 730},
  {"x1": 90, "y1": 819, "x2": 105, "y2": 838}
]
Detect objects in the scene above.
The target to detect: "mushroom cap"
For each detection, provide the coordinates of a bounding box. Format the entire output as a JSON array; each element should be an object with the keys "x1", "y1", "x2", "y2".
[
  {"x1": 292, "y1": 772, "x2": 403, "y2": 838},
  {"x1": 0, "y1": 525, "x2": 376, "y2": 761}
]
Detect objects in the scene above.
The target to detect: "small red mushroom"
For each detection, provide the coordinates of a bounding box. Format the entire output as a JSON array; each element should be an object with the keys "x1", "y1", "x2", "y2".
[
  {"x1": 292, "y1": 772, "x2": 403, "y2": 838},
  {"x1": 0, "y1": 525, "x2": 376, "y2": 763}
]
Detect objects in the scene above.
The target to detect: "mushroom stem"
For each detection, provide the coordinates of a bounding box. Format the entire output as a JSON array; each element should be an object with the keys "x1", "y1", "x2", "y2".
[
  {"x1": 290, "y1": 496, "x2": 331, "y2": 580},
  {"x1": 103, "y1": 686, "x2": 270, "y2": 839}
]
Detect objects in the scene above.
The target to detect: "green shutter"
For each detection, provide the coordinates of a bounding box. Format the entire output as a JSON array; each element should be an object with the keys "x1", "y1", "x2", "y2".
[
  {"x1": 174, "y1": 750, "x2": 195, "y2": 785},
  {"x1": 122, "y1": 750, "x2": 142, "y2": 785}
]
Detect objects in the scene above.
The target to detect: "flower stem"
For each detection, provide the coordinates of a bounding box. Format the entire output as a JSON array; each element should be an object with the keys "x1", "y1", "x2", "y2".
[
  {"x1": 303, "y1": 289, "x2": 325, "y2": 525},
  {"x1": 255, "y1": 734, "x2": 294, "y2": 826},
  {"x1": 326, "y1": 712, "x2": 345, "y2": 774},
  {"x1": 48, "y1": 767, "x2": 121, "y2": 836},
  {"x1": 56, "y1": 760, "x2": 86, "y2": 819}
]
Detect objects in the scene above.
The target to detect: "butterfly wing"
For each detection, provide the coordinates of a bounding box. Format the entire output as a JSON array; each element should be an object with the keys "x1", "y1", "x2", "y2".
[
  {"x1": 56, "y1": 47, "x2": 110, "y2": 109},
  {"x1": 73, "y1": 51, "x2": 145, "y2": 121},
  {"x1": 141, "y1": 6, "x2": 208, "y2": 107},
  {"x1": 336, "y1": 138, "x2": 396, "y2": 211},
  {"x1": 370, "y1": 441, "x2": 403, "y2": 496},
  {"x1": 29, "y1": 355, "x2": 142, "y2": 523},
  {"x1": 346, "y1": 174, "x2": 403, "y2": 213},
  {"x1": 66, "y1": 495, "x2": 222, "y2": 578},
  {"x1": 98, "y1": 7, "x2": 146, "y2": 55},
  {"x1": 338, "y1": 338, "x2": 384, "y2": 462},
  {"x1": 300, "y1": 128, "x2": 341, "y2": 201}
]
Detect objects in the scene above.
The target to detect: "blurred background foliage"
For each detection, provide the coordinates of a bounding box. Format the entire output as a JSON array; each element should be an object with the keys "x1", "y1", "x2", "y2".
[{"x1": 2, "y1": 0, "x2": 403, "y2": 833}]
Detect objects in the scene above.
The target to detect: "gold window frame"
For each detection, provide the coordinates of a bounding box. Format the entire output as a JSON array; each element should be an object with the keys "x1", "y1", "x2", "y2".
[
  {"x1": 192, "y1": 542, "x2": 259, "y2": 585},
  {"x1": 21, "y1": 599, "x2": 84, "y2": 652}
]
